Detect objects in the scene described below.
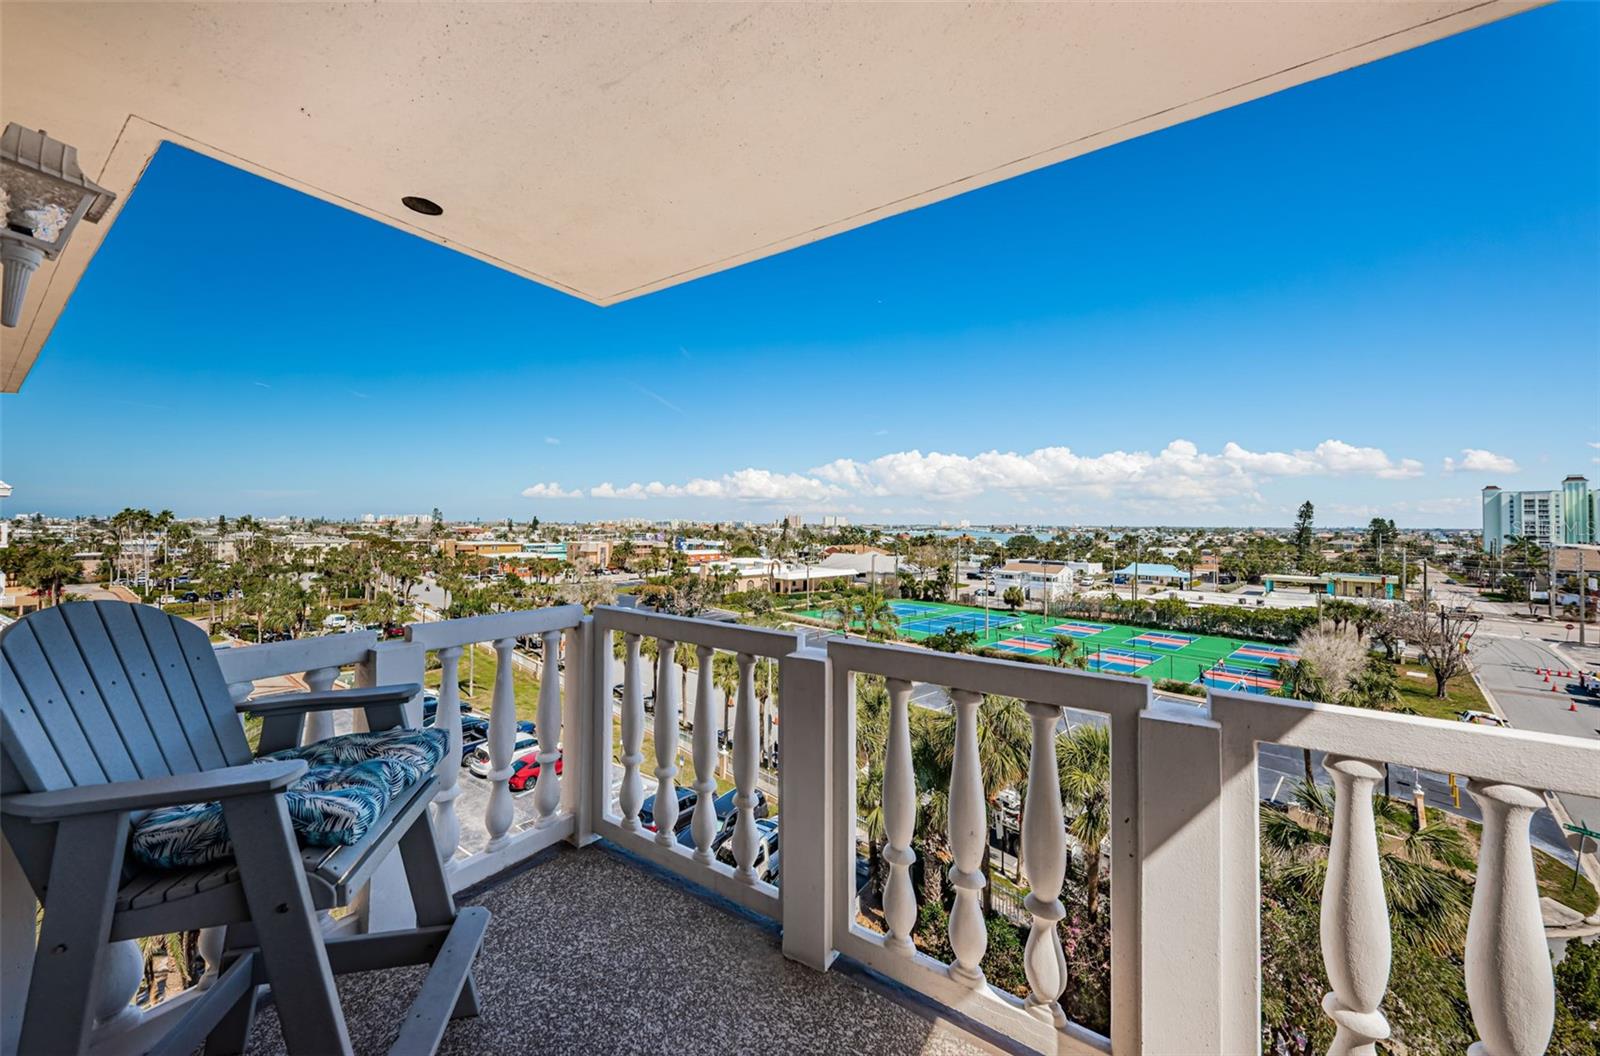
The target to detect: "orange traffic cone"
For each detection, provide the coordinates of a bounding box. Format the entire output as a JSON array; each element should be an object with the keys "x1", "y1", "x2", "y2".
[
  {"x1": 1570, "y1": 701, "x2": 1578, "y2": 712},
  {"x1": 1544, "y1": 672, "x2": 1550, "y2": 682},
  {"x1": 1551, "y1": 684, "x2": 1559, "y2": 692}
]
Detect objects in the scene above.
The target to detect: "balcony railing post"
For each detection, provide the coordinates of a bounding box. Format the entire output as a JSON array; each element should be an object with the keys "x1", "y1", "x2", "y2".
[
  {"x1": 574, "y1": 615, "x2": 606, "y2": 847},
  {"x1": 1464, "y1": 779, "x2": 1554, "y2": 1056},
  {"x1": 352, "y1": 639, "x2": 425, "y2": 932},
  {"x1": 300, "y1": 665, "x2": 340, "y2": 746},
  {"x1": 652, "y1": 637, "x2": 681, "y2": 845},
  {"x1": 1137, "y1": 699, "x2": 1227, "y2": 1055},
  {"x1": 780, "y1": 646, "x2": 836, "y2": 971},
  {"x1": 690, "y1": 644, "x2": 718, "y2": 863},
  {"x1": 946, "y1": 687, "x2": 988, "y2": 987},
  {"x1": 1320, "y1": 756, "x2": 1391, "y2": 1056},
  {"x1": 881, "y1": 677, "x2": 917, "y2": 952},
  {"x1": 432, "y1": 644, "x2": 465, "y2": 862},
  {"x1": 533, "y1": 629, "x2": 564, "y2": 827},
  {"x1": 618, "y1": 632, "x2": 646, "y2": 832}
]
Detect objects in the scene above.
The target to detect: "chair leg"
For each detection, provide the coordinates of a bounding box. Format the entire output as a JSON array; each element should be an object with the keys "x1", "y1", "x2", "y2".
[
  {"x1": 396, "y1": 810, "x2": 480, "y2": 1019},
  {"x1": 19, "y1": 814, "x2": 127, "y2": 1056},
  {"x1": 202, "y1": 928, "x2": 259, "y2": 1056},
  {"x1": 221, "y1": 793, "x2": 352, "y2": 1056}
]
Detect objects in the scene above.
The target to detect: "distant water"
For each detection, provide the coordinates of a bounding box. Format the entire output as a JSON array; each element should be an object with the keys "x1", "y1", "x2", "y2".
[{"x1": 923, "y1": 528, "x2": 1032, "y2": 544}]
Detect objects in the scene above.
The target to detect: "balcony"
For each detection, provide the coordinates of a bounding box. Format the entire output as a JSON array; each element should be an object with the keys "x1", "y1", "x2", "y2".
[{"x1": 3, "y1": 603, "x2": 1597, "y2": 1055}]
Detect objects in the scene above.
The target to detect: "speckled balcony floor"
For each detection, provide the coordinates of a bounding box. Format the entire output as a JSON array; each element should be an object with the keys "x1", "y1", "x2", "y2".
[{"x1": 245, "y1": 843, "x2": 1000, "y2": 1056}]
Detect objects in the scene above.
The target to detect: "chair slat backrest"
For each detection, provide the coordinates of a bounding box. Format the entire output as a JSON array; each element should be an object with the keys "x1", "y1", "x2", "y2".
[{"x1": 0, "y1": 602, "x2": 252, "y2": 792}]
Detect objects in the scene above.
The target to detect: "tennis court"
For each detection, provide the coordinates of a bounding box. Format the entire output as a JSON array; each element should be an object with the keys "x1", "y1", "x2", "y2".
[
  {"x1": 898, "y1": 610, "x2": 1021, "y2": 636},
  {"x1": 1127, "y1": 631, "x2": 1197, "y2": 651},
  {"x1": 1229, "y1": 644, "x2": 1299, "y2": 665},
  {"x1": 1199, "y1": 665, "x2": 1285, "y2": 694},
  {"x1": 992, "y1": 633, "x2": 1054, "y2": 655},
  {"x1": 1044, "y1": 621, "x2": 1110, "y2": 638},
  {"x1": 795, "y1": 597, "x2": 1298, "y2": 693}
]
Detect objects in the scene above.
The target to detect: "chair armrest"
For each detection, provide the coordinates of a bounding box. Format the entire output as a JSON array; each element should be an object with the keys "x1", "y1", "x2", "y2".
[
  {"x1": 1, "y1": 760, "x2": 308, "y2": 821},
  {"x1": 237, "y1": 682, "x2": 422, "y2": 718}
]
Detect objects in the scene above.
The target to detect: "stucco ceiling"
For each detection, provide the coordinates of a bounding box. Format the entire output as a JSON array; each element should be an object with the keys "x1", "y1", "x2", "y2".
[{"x1": 0, "y1": 1, "x2": 1542, "y2": 390}]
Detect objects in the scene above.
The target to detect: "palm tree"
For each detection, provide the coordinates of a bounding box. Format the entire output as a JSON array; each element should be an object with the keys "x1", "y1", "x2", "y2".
[
  {"x1": 1057, "y1": 722, "x2": 1112, "y2": 918},
  {"x1": 17, "y1": 540, "x2": 82, "y2": 606},
  {"x1": 854, "y1": 591, "x2": 901, "y2": 641},
  {"x1": 916, "y1": 694, "x2": 1030, "y2": 915},
  {"x1": 1261, "y1": 779, "x2": 1473, "y2": 954},
  {"x1": 1048, "y1": 634, "x2": 1079, "y2": 668}
]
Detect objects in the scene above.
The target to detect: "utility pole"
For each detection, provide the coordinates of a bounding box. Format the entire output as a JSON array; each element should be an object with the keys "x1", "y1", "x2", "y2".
[
  {"x1": 1422, "y1": 560, "x2": 1429, "y2": 613},
  {"x1": 1578, "y1": 548, "x2": 1588, "y2": 647},
  {"x1": 1550, "y1": 545, "x2": 1558, "y2": 621}
]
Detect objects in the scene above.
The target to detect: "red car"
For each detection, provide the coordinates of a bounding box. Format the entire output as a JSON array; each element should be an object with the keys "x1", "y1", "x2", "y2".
[{"x1": 507, "y1": 753, "x2": 563, "y2": 792}]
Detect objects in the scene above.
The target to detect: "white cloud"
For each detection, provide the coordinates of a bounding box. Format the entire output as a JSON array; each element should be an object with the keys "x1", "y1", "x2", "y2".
[
  {"x1": 590, "y1": 469, "x2": 843, "y2": 504},
  {"x1": 521, "y1": 482, "x2": 581, "y2": 499},
  {"x1": 544, "y1": 436, "x2": 561, "y2": 446},
  {"x1": 1442, "y1": 448, "x2": 1519, "y2": 474},
  {"x1": 579, "y1": 437, "x2": 1425, "y2": 508}
]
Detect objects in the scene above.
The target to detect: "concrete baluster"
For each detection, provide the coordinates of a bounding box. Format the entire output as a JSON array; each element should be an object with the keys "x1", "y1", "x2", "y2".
[
  {"x1": 691, "y1": 644, "x2": 718, "y2": 862},
  {"x1": 619, "y1": 633, "x2": 646, "y2": 831},
  {"x1": 654, "y1": 637, "x2": 681, "y2": 846},
  {"x1": 1465, "y1": 780, "x2": 1554, "y2": 1056},
  {"x1": 533, "y1": 629, "x2": 563, "y2": 826},
  {"x1": 432, "y1": 645, "x2": 464, "y2": 861},
  {"x1": 882, "y1": 677, "x2": 918, "y2": 951},
  {"x1": 1320, "y1": 756, "x2": 1391, "y2": 1056},
  {"x1": 484, "y1": 638, "x2": 517, "y2": 849},
  {"x1": 733, "y1": 653, "x2": 761, "y2": 882},
  {"x1": 1023, "y1": 701, "x2": 1068, "y2": 1025},
  {"x1": 947, "y1": 688, "x2": 988, "y2": 986}
]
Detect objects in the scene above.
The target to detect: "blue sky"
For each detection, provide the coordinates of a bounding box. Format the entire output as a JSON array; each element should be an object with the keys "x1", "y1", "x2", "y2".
[{"x1": 3, "y1": 3, "x2": 1596, "y2": 528}]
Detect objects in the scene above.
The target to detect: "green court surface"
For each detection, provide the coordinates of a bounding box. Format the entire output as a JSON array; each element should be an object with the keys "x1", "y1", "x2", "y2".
[{"x1": 798, "y1": 598, "x2": 1297, "y2": 693}]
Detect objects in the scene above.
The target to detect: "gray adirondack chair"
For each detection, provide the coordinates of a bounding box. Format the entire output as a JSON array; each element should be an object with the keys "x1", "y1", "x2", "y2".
[{"x1": 0, "y1": 601, "x2": 489, "y2": 1056}]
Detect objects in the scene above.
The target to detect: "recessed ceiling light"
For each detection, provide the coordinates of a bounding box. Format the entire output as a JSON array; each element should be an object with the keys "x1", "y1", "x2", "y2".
[{"x1": 401, "y1": 196, "x2": 442, "y2": 216}]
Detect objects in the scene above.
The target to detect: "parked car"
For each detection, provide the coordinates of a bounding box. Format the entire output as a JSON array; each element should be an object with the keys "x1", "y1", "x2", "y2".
[
  {"x1": 458, "y1": 716, "x2": 490, "y2": 761},
  {"x1": 179, "y1": 591, "x2": 200, "y2": 603},
  {"x1": 322, "y1": 613, "x2": 350, "y2": 630},
  {"x1": 713, "y1": 816, "x2": 779, "y2": 882},
  {"x1": 422, "y1": 694, "x2": 474, "y2": 725},
  {"x1": 506, "y1": 752, "x2": 564, "y2": 792},
  {"x1": 675, "y1": 788, "x2": 770, "y2": 850},
  {"x1": 640, "y1": 786, "x2": 698, "y2": 833},
  {"x1": 205, "y1": 590, "x2": 225, "y2": 602},
  {"x1": 467, "y1": 733, "x2": 537, "y2": 777}
]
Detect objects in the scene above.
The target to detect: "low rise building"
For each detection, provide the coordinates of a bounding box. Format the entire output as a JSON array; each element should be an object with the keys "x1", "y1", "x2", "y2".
[
  {"x1": 1262, "y1": 571, "x2": 1398, "y2": 600},
  {"x1": 1109, "y1": 562, "x2": 1191, "y2": 586}
]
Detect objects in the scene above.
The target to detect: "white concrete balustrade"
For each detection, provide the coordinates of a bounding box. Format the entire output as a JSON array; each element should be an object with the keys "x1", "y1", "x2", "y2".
[{"x1": 4, "y1": 604, "x2": 1599, "y2": 1056}]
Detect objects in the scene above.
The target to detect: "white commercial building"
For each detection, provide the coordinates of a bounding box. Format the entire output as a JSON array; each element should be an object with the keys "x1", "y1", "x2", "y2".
[{"x1": 1482, "y1": 477, "x2": 1596, "y2": 553}]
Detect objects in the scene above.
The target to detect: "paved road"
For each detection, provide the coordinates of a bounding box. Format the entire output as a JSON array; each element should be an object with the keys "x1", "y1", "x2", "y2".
[{"x1": 1425, "y1": 577, "x2": 1600, "y2": 842}]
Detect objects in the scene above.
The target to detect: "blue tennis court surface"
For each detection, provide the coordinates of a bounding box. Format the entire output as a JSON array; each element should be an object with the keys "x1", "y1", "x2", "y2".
[
  {"x1": 888, "y1": 601, "x2": 942, "y2": 617},
  {"x1": 899, "y1": 611, "x2": 1020, "y2": 635}
]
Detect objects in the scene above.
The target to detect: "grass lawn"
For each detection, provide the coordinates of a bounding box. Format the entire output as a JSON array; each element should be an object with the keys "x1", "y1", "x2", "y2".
[
  {"x1": 1452, "y1": 815, "x2": 1600, "y2": 916},
  {"x1": 425, "y1": 642, "x2": 542, "y2": 723},
  {"x1": 1535, "y1": 846, "x2": 1599, "y2": 917},
  {"x1": 1392, "y1": 662, "x2": 1487, "y2": 721}
]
